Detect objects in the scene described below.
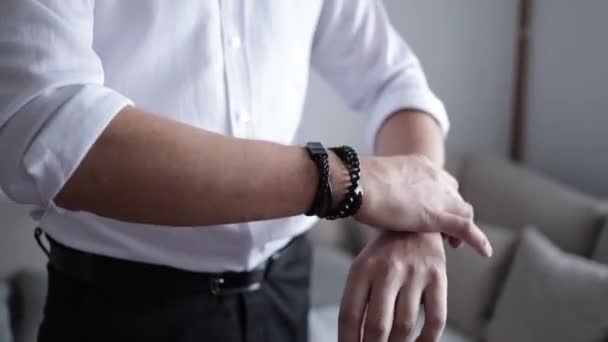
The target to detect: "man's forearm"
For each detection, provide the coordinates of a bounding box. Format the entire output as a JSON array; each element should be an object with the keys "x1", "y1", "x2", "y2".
[
  {"x1": 55, "y1": 106, "x2": 319, "y2": 226},
  {"x1": 375, "y1": 110, "x2": 445, "y2": 164},
  {"x1": 375, "y1": 110, "x2": 446, "y2": 242}
]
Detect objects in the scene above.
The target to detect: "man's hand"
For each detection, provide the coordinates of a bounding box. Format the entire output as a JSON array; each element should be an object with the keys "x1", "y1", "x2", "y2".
[
  {"x1": 354, "y1": 154, "x2": 492, "y2": 257},
  {"x1": 339, "y1": 232, "x2": 448, "y2": 342}
]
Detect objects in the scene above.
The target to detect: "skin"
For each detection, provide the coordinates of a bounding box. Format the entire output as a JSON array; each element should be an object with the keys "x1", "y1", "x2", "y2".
[
  {"x1": 339, "y1": 110, "x2": 469, "y2": 342},
  {"x1": 55, "y1": 106, "x2": 319, "y2": 225}
]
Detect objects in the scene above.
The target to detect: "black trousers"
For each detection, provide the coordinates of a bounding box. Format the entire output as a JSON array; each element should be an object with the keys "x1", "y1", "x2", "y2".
[{"x1": 38, "y1": 236, "x2": 311, "y2": 342}]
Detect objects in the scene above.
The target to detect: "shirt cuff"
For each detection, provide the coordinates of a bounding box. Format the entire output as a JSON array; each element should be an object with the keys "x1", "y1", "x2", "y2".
[
  {"x1": 23, "y1": 85, "x2": 133, "y2": 207},
  {"x1": 365, "y1": 88, "x2": 449, "y2": 152}
]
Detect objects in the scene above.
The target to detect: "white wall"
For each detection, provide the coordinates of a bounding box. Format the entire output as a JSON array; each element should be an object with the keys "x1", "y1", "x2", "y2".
[
  {"x1": 525, "y1": 0, "x2": 608, "y2": 196},
  {"x1": 298, "y1": 0, "x2": 519, "y2": 156}
]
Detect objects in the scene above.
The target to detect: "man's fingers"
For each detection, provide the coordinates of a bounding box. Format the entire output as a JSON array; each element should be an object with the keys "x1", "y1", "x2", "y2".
[
  {"x1": 416, "y1": 271, "x2": 447, "y2": 342},
  {"x1": 432, "y1": 211, "x2": 492, "y2": 257},
  {"x1": 339, "y1": 265, "x2": 372, "y2": 342},
  {"x1": 387, "y1": 275, "x2": 424, "y2": 342},
  {"x1": 362, "y1": 274, "x2": 401, "y2": 342}
]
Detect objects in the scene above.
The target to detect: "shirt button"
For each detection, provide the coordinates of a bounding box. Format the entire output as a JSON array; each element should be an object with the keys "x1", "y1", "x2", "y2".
[
  {"x1": 237, "y1": 110, "x2": 251, "y2": 124},
  {"x1": 228, "y1": 36, "x2": 242, "y2": 49}
]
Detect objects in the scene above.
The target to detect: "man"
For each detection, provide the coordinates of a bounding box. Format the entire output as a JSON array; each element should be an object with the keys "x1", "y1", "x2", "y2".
[{"x1": 0, "y1": 1, "x2": 492, "y2": 342}]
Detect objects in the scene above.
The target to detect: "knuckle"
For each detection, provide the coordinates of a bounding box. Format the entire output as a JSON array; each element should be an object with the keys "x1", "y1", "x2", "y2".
[
  {"x1": 412, "y1": 154, "x2": 429, "y2": 165},
  {"x1": 381, "y1": 257, "x2": 405, "y2": 274},
  {"x1": 428, "y1": 167, "x2": 441, "y2": 181},
  {"x1": 362, "y1": 256, "x2": 381, "y2": 271},
  {"x1": 419, "y1": 155, "x2": 432, "y2": 166},
  {"x1": 427, "y1": 264, "x2": 446, "y2": 283},
  {"x1": 441, "y1": 170, "x2": 458, "y2": 184},
  {"x1": 459, "y1": 220, "x2": 474, "y2": 235},
  {"x1": 450, "y1": 176, "x2": 461, "y2": 189},
  {"x1": 338, "y1": 310, "x2": 359, "y2": 328},
  {"x1": 365, "y1": 320, "x2": 390, "y2": 338},
  {"x1": 420, "y1": 206, "x2": 437, "y2": 228},
  {"x1": 464, "y1": 202, "x2": 474, "y2": 217},
  {"x1": 392, "y1": 320, "x2": 416, "y2": 336},
  {"x1": 352, "y1": 256, "x2": 374, "y2": 273},
  {"x1": 427, "y1": 259, "x2": 443, "y2": 273},
  {"x1": 406, "y1": 262, "x2": 422, "y2": 275},
  {"x1": 350, "y1": 259, "x2": 366, "y2": 273},
  {"x1": 426, "y1": 315, "x2": 447, "y2": 331},
  {"x1": 448, "y1": 189, "x2": 463, "y2": 202}
]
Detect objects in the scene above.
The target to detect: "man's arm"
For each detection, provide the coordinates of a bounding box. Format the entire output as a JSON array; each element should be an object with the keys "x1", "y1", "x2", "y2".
[
  {"x1": 0, "y1": 1, "x2": 317, "y2": 227},
  {"x1": 375, "y1": 110, "x2": 444, "y2": 164},
  {"x1": 55, "y1": 107, "x2": 471, "y2": 234},
  {"x1": 54, "y1": 106, "x2": 319, "y2": 226},
  {"x1": 1, "y1": 1, "x2": 487, "y2": 249},
  {"x1": 376, "y1": 111, "x2": 449, "y2": 341},
  {"x1": 340, "y1": 111, "x2": 469, "y2": 342},
  {"x1": 377, "y1": 110, "x2": 465, "y2": 253},
  {"x1": 307, "y1": 0, "x2": 489, "y2": 339}
]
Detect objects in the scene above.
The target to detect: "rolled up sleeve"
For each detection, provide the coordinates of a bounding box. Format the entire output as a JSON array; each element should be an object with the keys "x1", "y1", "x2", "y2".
[
  {"x1": 0, "y1": 0, "x2": 132, "y2": 207},
  {"x1": 310, "y1": 0, "x2": 448, "y2": 151}
]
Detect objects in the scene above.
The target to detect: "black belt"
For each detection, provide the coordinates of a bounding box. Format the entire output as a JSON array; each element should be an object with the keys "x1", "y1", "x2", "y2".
[{"x1": 45, "y1": 234, "x2": 303, "y2": 296}]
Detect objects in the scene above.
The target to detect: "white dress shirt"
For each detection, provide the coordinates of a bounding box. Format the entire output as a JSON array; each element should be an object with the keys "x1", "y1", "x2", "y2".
[{"x1": 0, "y1": 0, "x2": 448, "y2": 272}]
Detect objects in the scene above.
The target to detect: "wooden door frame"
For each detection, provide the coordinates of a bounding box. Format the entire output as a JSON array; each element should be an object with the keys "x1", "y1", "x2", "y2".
[{"x1": 510, "y1": 0, "x2": 533, "y2": 161}]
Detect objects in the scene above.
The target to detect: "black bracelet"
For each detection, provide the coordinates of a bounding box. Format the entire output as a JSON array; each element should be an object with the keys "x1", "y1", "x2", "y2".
[
  {"x1": 325, "y1": 146, "x2": 363, "y2": 220},
  {"x1": 304, "y1": 142, "x2": 334, "y2": 217}
]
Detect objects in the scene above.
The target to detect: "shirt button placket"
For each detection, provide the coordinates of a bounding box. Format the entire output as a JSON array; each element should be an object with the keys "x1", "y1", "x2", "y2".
[{"x1": 220, "y1": 0, "x2": 253, "y2": 139}]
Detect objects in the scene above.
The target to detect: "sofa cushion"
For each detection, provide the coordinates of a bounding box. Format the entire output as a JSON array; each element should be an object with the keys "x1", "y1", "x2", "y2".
[
  {"x1": 485, "y1": 229, "x2": 608, "y2": 342},
  {"x1": 592, "y1": 219, "x2": 608, "y2": 264},
  {"x1": 0, "y1": 281, "x2": 12, "y2": 342},
  {"x1": 11, "y1": 271, "x2": 46, "y2": 342},
  {"x1": 445, "y1": 224, "x2": 519, "y2": 338},
  {"x1": 460, "y1": 155, "x2": 604, "y2": 255}
]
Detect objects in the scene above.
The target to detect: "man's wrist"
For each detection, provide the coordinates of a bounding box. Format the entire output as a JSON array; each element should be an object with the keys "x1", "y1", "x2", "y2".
[
  {"x1": 304, "y1": 143, "x2": 363, "y2": 218},
  {"x1": 375, "y1": 110, "x2": 445, "y2": 165},
  {"x1": 328, "y1": 150, "x2": 350, "y2": 209}
]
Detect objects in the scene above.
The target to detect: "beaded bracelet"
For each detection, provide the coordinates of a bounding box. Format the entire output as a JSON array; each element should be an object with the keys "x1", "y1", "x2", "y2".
[{"x1": 325, "y1": 146, "x2": 363, "y2": 220}]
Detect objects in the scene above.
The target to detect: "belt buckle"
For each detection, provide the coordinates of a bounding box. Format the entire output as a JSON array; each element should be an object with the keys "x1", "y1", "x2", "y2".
[{"x1": 210, "y1": 277, "x2": 262, "y2": 296}]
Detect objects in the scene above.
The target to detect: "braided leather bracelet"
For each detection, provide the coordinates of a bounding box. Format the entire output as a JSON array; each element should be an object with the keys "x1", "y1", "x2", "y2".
[{"x1": 304, "y1": 142, "x2": 334, "y2": 217}]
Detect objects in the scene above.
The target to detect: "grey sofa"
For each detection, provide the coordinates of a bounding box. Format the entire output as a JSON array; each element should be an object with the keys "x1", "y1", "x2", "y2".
[{"x1": 1, "y1": 153, "x2": 608, "y2": 341}]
